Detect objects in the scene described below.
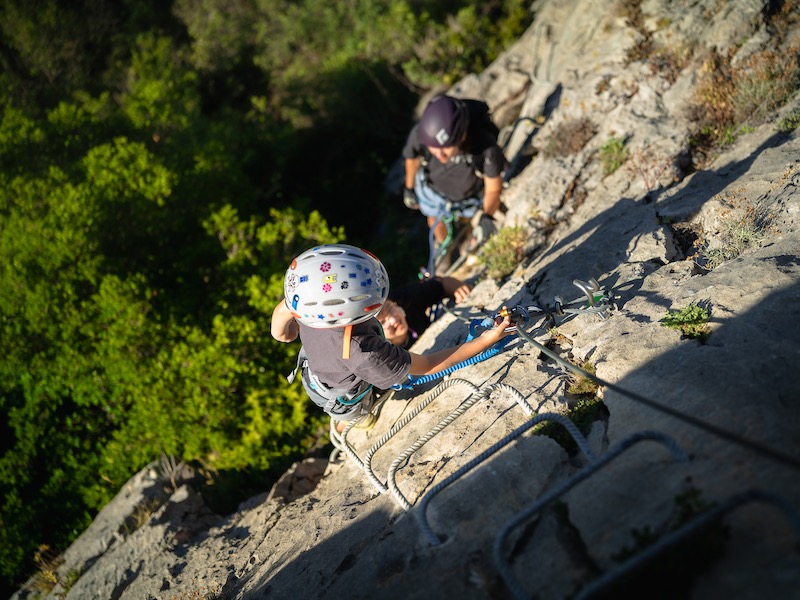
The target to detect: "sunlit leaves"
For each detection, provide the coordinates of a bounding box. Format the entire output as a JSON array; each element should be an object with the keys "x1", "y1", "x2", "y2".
[
  {"x1": 121, "y1": 33, "x2": 200, "y2": 137},
  {"x1": 82, "y1": 137, "x2": 174, "y2": 206}
]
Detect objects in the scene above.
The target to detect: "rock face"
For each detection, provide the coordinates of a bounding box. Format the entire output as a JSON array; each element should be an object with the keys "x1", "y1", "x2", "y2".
[{"x1": 15, "y1": 1, "x2": 800, "y2": 598}]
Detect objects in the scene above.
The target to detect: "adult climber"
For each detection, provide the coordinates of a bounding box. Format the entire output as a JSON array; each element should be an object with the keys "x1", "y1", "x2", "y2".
[{"x1": 402, "y1": 94, "x2": 507, "y2": 250}]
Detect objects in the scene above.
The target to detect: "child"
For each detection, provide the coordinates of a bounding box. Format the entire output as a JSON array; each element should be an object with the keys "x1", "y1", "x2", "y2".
[
  {"x1": 271, "y1": 244, "x2": 513, "y2": 423},
  {"x1": 378, "y1": 276, "x2": 472, "y2": 348}
]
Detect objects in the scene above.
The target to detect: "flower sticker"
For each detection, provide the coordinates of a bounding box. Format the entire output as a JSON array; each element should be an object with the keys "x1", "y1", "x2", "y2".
[
  {"x1": 320, "y1": 262, "x2": 331, "y2": 272},
  {"x1": 323, "y1": 283, "x2": 332, "y2": 292}
]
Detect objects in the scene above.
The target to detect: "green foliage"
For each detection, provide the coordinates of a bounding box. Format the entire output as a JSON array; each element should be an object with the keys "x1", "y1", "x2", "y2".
[
  {"x1": 777, "y1": 110, "x2": 800, "y2": 132},
  {"x1": 121, "y1": 33, "x2": 200, "y2": 137},
  {"x1": 566, "y1": 361, "x2": 599, "y2": 397},
  {"x1": 478, "y1": 225, "x2": 527, "y2": 280},
  {"x1": 533, "y1": 396, "x2": 609, "y2": 457},
  {"x1": 0, "y1": 0, "x2": 533, "y2": 594},
  {"x1": 173, "y1": 0, "x2": 258, "y2": 73},
  {"x1": 660, "y1": 304, "x2": 711, "y2": 341},
  {"x1": 402, "y1": 0, "x2": 533, "y2": 88},
  {"x1": 599, "y1": 136, "x2": 628, "y2": 176},
  {"x1": 247, "y1": 0, "x2": 532, "y2": 113}
]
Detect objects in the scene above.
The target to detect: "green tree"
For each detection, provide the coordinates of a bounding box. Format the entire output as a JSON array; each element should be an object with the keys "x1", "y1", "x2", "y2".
[{"x1": 1, "y1": 1, "x2": 532, "y2": 593}]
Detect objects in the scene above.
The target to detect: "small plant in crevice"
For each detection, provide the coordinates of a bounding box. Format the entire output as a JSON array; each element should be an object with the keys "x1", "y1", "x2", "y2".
[
  {"x1": 533, "y1": 395, "x2": 609, "y2": 457},
  {"x1": 619, "y1": 0, "x2": 651, "y2": 64},
  {"x1": 688, "y1": 44, "x2": 800, "y2": 165},
  {"x1": 478, "y1": 225, "x2": 527, "y2": 281},
  {"x1": 618, "y1": 0, "x2": 690, "y2": 82},
  {"x1": 777, "y1": 110, "x2": 800, "y2": 133},
  {"x1": 120, "y1": 497, "x2": 162, "y2": 536},
  {"x1": 599, "y1": 136, "x2": 629, "y2": 177},
  {"x1": 648, "y1": 43, "x2": 691, "y2": 83},
  {"x1": 158, "y1": 452, "x2": 189, "y2": 493},
  {"x1": 595, "y1": 487, "x2": 729, "y2": 600},
  {"x1": 542, "y1": 116, "x2": 597, "y2": 158},
  {"x1": 660, "y1": 304, "x2": 710, "y2": 341},
  {"x1": 698, "y1": 200, "x2": 774, "y2": 270},
  {"x1": 169, "y1": 581, "x2": 224, "y2": 599},
  {"x1": 23, "y1": 545, "x2": 82, "y2": 599},
  {"x1": 532, "y1": 360, "x2": 608, "y2": 457},
  {"x1": 566, "y1": 360, "x2": 600, "y2": 398},
  {"x1": 624, "y1": 147, "x2": 673, "y2": 192}
]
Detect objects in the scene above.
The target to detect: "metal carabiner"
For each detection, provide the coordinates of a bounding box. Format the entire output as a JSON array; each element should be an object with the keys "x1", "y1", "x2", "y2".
[{"x1": 572, "y1": 278, "x2": 605, "y2": 307}]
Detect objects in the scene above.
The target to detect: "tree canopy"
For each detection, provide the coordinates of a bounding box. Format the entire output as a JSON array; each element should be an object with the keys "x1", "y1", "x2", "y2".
[{"x1": 0, "y1": 0, "x2": 532, "y2": 592}]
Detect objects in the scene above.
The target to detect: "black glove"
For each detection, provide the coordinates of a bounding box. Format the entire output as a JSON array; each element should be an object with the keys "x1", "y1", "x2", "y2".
[
  {"x1": 478, "y1": 213, "x2": 498, "y2": 240},
  {"x1": 468, "y1": 212, "x2": 498, "y2": 251},
  {"x1": 403, "y1": 188, "x2": 419, "y2": 210}
]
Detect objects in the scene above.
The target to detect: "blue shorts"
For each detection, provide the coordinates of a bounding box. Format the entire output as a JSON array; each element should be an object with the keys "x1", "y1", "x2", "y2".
[{"x1": 414, "y1": 170, "x2": 482, "y2": 219}]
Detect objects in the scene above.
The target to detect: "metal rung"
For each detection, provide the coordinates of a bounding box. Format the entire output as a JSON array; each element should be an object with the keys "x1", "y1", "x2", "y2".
[
  {"x1": 493, "y1": 431, "x2": 690, "y2": 600},
  {"x1": 416, "y1": 411, "x2": 595, "y2": 546},
  {"x1": 387, "y1": 383, "x2": 537, "y2": 511}
]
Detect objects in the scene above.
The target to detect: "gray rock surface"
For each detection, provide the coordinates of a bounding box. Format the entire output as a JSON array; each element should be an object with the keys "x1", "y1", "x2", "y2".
[{"x1": 14, "y1": 1, "x2": 800, "y2": 598}]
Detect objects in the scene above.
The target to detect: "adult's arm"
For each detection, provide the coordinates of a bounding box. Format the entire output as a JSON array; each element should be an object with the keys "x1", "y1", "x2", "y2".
[
  {"x1": 439, "y1": 276, "x2": 472, "y2": 304},
  {"x1": 482, "y1": 174, "x2": 503, "y2": 216},
  {"x1": 405, "y1": 157, "x2": 421, "y2": 191}
]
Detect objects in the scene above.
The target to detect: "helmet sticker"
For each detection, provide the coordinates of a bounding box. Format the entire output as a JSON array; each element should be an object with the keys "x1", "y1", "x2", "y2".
[
  {"x1": 285, "y1": 273, "x2": 299, "y2": 292},
  {"x1": 435, "y1": 128, "x2": 450, "y2": 145}
]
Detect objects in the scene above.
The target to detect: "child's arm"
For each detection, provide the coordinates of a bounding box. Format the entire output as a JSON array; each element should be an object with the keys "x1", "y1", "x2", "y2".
[
  {"x1": 271, "y1": 298, "x2": 300, "y2": 343},
  {"x1": 408, "y1": 313, "x2": 514, "y2": 375}
]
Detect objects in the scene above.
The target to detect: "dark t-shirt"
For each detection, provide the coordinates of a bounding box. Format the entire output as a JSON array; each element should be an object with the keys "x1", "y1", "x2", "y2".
[
  {"x1": 298, "y1": 319, "x2": 411, "y2": 391},
  {"x1": 402, "y1": 99, "x2": 506, "y2": 201},
  {"x1": 390, "y1": 278, "x2": 448, "y2": 340}
]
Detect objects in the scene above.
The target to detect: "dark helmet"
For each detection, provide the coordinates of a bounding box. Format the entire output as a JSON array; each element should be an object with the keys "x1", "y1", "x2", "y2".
[{"x1": 418, "y1": 95, "x2": 469, "y2": 148}]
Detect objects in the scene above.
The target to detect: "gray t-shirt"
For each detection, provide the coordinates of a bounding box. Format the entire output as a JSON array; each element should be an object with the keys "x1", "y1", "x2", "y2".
[{"x1": 298, "y1": 319, "x2": 412, "y2": 391}]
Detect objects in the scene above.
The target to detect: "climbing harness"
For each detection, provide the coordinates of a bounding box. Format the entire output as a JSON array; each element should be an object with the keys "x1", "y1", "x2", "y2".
[
  {"x1": 420, "y1": 197, "x2": 483, "y2": 280},
  {"x1": 288, "y1": 347, "x2": 374, "y2": 421}
]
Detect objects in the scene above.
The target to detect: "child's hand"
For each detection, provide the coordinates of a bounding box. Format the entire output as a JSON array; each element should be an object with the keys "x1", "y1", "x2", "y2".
[{"x1": 480, "y1": 309, "x2": 516, "y2": 343}]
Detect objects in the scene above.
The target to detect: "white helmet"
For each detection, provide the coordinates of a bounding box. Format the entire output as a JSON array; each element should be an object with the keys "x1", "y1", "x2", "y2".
[{"x1": 284, "y1": 244, "x2": 390, "y2": 328}]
